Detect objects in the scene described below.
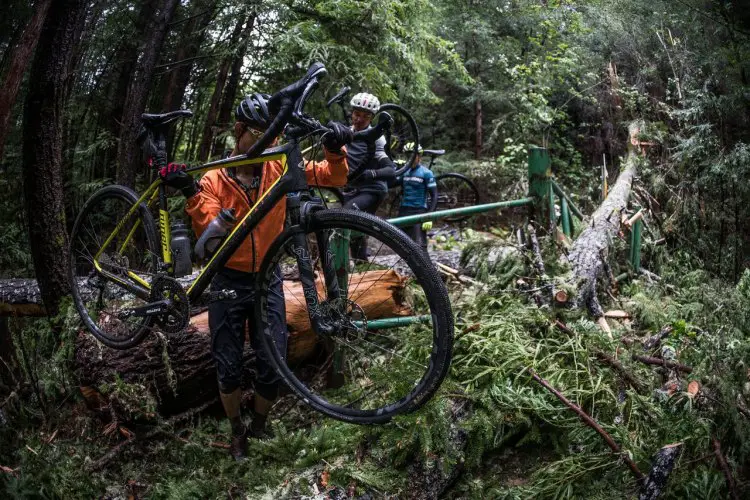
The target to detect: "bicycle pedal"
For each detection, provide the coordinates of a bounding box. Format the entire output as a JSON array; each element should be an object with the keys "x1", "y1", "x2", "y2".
[{"x1": 208, "y1": 289, "x2": 237, "y2": 301}]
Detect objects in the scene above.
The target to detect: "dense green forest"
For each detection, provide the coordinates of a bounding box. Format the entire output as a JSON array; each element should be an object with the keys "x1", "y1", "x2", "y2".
[{"x1": 3, "y1": 0, "x2": 750, "y2": 497}]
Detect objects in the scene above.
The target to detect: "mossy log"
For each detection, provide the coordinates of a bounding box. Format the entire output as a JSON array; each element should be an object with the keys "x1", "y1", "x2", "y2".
[{"x1": 73, "y1": 270, "x2": 409, "y2": 416}]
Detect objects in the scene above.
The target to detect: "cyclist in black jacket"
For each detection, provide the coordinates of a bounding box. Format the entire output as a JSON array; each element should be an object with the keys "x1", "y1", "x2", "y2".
[{"x1": 343, "y1": 92, "x2": 396, "y2": 258}]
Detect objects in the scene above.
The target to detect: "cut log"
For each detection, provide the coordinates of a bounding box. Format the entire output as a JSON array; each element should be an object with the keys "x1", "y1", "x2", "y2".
[
  {"x1": 569, "y1": 131, "x2": 640, "y2": 319},
  {"x1": 74, "y1": 270, "x2": 409, "y2": 415},
  {"x1": 639, "y1": 443, "x2": 683, "y2": 500}
]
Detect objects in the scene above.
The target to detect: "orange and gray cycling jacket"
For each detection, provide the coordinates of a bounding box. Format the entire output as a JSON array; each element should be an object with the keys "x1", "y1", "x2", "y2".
[{"x1": 185, "y1": 149, "x2": 347, "y2": 273}]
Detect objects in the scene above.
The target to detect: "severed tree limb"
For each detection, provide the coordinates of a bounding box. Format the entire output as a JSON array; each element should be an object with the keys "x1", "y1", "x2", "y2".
[
  {"x1": 631, "y1": 355, "x2": 692, "y2": 374},
  {"x1": 527, "y1": 368, "x2": 645, "y2": 481},
  {"x1": 712, "y1": 437, "x2": 740, "y2": 500},
  {"x1": 639, "y1": 443, "x2": 683, "y2": 500},
  {"x1": 527, "y1": 225, "x2": 551, "y2": 305},
  {"x1": 569, "y1": 127, "x2": 641, "y2": 321},
  {"x1": 594, "y1": 350, "x2": 646, "y2": 394}
]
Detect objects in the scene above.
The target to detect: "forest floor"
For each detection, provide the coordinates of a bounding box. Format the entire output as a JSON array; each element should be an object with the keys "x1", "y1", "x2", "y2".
[{"x1": 2, "y1": 222, "x2": 750, "y2": 499}]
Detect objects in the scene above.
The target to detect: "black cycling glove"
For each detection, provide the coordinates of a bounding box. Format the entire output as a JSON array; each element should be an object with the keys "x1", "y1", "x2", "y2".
[
  {"x1": 322, "y1": 121, "x2": 352, "y2": 152},
  {"x1": 159, "y1": 162, "x2": 200, "y2": 198}
]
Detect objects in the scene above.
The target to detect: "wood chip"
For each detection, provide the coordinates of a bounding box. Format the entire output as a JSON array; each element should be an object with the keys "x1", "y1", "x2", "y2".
[
  {"x1": 604, "y1": 310, "x2": 631, "y2": 319},
  {"x1": 687, "y1": 381, "x2": 700, "y2": 397}
]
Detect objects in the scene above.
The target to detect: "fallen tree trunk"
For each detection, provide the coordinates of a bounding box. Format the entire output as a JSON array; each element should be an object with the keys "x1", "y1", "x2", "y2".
[
  {"x1": 569, "y1": 129, "x2": 640, "y2": 319},
  {"x1": 74, "y1": 270, "x2": 409, "y2": 415}
]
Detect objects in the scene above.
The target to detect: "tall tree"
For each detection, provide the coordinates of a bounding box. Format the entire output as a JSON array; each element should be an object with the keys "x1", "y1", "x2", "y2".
[
  {"x1": 197, "y1": 14, "x2": 247, "y2": 162},
  {"x1": 211, "y1": 7, "x2": 257, "y2": 157},
  {"x1": 22, "y1": 0, "x2": 88, "y2": 315},
  {"x1": 0, "y1": 0, "x2": 53, "y2": 162},
  {"x1": 161, "y1": 0, "x2": 218, "y2": 153},
  {"x1": 116, "y1": 0, "x2": 180, "y2": 188}
]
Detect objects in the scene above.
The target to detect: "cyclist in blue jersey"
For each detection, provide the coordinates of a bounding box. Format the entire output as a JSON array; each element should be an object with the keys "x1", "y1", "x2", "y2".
[{"x1": 397, "y1": 143, "x2": 437, "y2": 252}]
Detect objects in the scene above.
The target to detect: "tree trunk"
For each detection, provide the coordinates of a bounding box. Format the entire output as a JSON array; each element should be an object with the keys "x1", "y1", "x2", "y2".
[
  {"x1": 569, "y1": 131, "x2": 639, "y2": 319},
  {"x1": 71, "y1": 270, "x2": 409, "y2": 415},
  {"x1": 161, "y1": 0, "x2": 217, "y2": 153},
  {"x1": 22, "y1": 0, "x2": 88, "y2": 316},
  {"x1": 0, "y1": 0, "x2": 53, "y2": 162},
  {"x1": 197, "y1": 16, "x2": 246, "y2": 162},
  {"x1": 211, "y1": 11, "x2": 257, "y2": 158},
  {"x1": 474, "y1": 98, "x2": 482, "y2": 159},
  {"x1": 116, "y1": 0, "x2": 180, "y2": 188}
]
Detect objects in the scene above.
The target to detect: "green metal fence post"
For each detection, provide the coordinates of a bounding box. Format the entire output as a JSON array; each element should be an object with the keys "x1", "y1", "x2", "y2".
[
  {"x1": 561, "y1": 196, "x2": 572, "y2": 237},
  {"x1": 630, "y1": 219, "x2": 642, "y2": 270},
  {"x1": 528, "y1": 147, "x2": 552, "y2": 227},
  {"x1": 328, "y1": 229, "x2": 350, "y2": 388}
]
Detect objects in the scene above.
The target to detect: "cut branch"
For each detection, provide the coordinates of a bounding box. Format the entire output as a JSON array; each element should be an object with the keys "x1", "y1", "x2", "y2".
[
  {"x1": 631, "y1": 355, "x2": 693, "y2": 374},
  {"x1": 594, "y1": 350, "x2": 646, "y2": 394},
  {"x1": 528, "y1": 368, "x2": 645, "y2": 481},
  {"x1": 713, "y1": 437, "x2": 740, "y2": 500}
]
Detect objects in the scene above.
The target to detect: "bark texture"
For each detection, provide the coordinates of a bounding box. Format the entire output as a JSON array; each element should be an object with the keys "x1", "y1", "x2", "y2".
[
  {"x1": 22, "y1": 0, "x2": 88, "y2": 315},
  {"x1": 0, "y1": 0, "x2": 53, "y2": 161},
  {"x1": 568, "y1": 151, "x2": 638, "y2": 318},
  {"x1": 639, "y1": 443, "x2": 683, "y2": 500},
  {"x1": 116, "y1": 0, "x2": 179, "y2": 188}
]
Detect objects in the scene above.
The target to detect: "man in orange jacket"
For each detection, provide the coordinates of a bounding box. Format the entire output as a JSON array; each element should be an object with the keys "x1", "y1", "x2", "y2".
[{"x1": 161, "y1": 93, "x2": 351, "y2": 460}]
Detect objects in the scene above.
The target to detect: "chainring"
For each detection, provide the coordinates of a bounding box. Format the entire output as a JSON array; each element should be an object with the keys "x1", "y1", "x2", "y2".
[{"x1": 150, "y1": 276, "x2": 190, "y2": 334}]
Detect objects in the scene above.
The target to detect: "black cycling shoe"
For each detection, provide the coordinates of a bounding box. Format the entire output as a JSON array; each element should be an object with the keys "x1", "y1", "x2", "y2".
[
  {"x1": 230, "y1": 428, "x2": 248, "y2": 461},
  {"x1": 248, "y1": 414, "x2": 274, "y2": 440}
]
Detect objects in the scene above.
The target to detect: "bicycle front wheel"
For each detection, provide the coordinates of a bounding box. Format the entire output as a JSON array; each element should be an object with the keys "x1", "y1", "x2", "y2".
[
  {"x1": 377, "y1": 104, "x2": 420, "y2": 176},
  {"x1": 69, "y1": 185, "x2": 160, "y2": 349},
  {"x1": 256, "y1": 209, "x2": 453, "y2": 424}
]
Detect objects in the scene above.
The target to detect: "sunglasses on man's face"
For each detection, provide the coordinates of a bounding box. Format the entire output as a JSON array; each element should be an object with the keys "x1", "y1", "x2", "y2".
[{"x1": 239, "y1": 125, "x2": 264, "y2": 138}]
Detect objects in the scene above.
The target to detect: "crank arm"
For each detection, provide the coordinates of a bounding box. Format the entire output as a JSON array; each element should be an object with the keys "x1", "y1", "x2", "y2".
[{"x1": 118, "y1": 299, "x2": 171, "y2": 319}]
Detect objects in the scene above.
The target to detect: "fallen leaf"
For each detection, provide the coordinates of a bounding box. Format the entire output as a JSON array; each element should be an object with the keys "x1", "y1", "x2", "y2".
[{"x1": 320, "y1": 470, "x2": 330, "y2": 488}]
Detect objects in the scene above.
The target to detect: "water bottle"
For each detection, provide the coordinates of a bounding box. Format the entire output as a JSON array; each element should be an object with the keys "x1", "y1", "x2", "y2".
[
  {"x1": 194, "y1": 208, "x2": 236, "y2": 260},
  {"x1": 170, "y1": 221, "x2": 192, "y2": 277}
]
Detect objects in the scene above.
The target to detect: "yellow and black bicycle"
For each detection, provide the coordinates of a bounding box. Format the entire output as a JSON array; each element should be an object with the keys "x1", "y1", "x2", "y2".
[{"x1": 68, "y1": 63, "x2": 453, "y2": 424}]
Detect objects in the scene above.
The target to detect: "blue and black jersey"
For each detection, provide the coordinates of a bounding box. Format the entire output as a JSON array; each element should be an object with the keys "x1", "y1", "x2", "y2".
[{"x1": 399, "y1": 164, "x2": 437, "y2": 209}]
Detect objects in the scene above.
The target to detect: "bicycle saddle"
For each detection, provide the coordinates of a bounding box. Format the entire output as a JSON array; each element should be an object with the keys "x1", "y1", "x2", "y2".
[
  {"x1": 140, "y1": 109, "x2": 193, "y2": 128},
  {"x1": 423, "y1": 149, "x2": 445, "y2": 157}
]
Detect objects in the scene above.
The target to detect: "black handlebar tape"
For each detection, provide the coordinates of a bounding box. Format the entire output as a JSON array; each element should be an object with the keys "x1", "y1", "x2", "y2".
[
  {"x1": 326, "y1": 86, "x2": 351, "y2": 107},
  {"x1": 244, "y1": 98, "x2": 292, "y2": 158},
  {"x1": 351, "y1": 111, "x2": 392, "y2": 142}
]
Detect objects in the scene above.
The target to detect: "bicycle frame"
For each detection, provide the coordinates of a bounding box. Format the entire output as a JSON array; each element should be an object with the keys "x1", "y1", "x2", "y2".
[{"x1": 93, "y1": 136, "x2": 339, "y2": 332}]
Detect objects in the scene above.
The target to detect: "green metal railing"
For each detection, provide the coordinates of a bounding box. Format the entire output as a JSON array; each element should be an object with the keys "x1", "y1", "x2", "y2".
[{"x1": 386, "y1": 197, "x2": 535, "y2": 227}]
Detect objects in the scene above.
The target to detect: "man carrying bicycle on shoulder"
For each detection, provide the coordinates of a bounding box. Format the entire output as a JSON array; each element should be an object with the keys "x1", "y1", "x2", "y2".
[
  {"x1": 397, "y1": 143, "x2": 437, "y2": 253},
  {"x1": 159, "y1": 93, "x2": 352, "y2": 460},
  {"x1": 342, "y1": 92, "x2": 397, "y2": 258}
]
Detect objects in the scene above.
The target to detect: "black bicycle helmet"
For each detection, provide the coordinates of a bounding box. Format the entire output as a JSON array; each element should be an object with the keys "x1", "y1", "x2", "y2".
[{"x1": 235, "y1": 93, "x2": 272, "y2": 130}]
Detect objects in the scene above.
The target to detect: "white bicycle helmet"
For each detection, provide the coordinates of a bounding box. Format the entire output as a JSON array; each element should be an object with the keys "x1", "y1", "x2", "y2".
[{"x1": 350, "y1": 92, "x2": 380, "y2": 113}]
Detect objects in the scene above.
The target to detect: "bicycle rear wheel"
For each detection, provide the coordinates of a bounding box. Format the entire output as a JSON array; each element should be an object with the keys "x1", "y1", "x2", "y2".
[
  {"x1": 69, "y1": 185, "x2": 160, "y2": 349},
  {"x1": 434, "y1": 173, "x2": 480, "y2": 223},
  {"x1": 256, "y1": 209, "x2": 453, "y2": 424},
  {"x1": 377, "y1": 104, "x2": 419, "y2": 176}
]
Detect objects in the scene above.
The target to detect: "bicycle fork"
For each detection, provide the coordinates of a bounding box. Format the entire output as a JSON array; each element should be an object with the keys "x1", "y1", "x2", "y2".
[{"x1": 287, "y1": 194, "x2": 343, "y2": 337}]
